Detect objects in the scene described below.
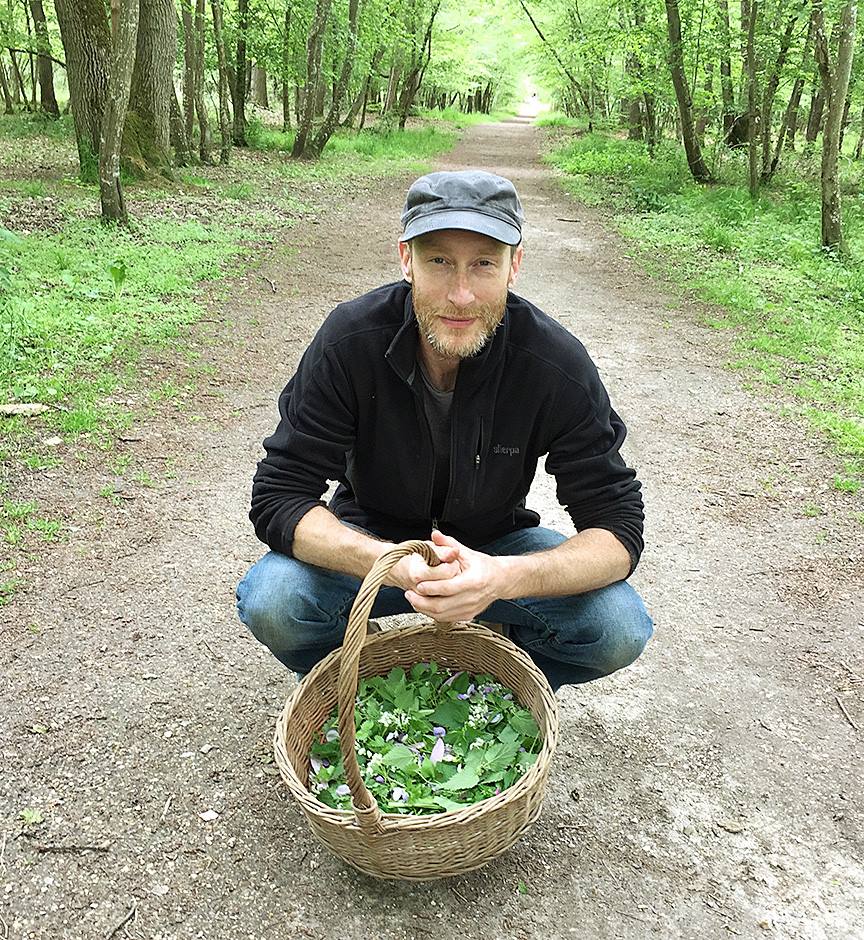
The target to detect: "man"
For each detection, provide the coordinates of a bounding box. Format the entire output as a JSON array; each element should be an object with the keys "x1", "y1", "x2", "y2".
[{"x1": 237, "y1": 170, "x2": 653, "y2": 691}]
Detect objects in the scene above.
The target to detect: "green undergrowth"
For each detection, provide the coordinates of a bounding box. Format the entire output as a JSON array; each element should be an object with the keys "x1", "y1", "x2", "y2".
[
  {"x1": 416, "y1": 107, "x2": 514, "y2": 128},
  {"x1": 245, "y1": 119, "x2": 457, "y2": 178},
  {"x1": 0, "y1": 215, "x2": 250, "y2": 448},
  {"x1": 545, "y1": 131, "x2": 864, "y2": 487}
]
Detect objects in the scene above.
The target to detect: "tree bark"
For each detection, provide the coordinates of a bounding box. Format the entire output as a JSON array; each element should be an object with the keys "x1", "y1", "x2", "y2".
[
  {"x1": 281, "y1": 7, "x2": 291, "y2": 131},
  {"x1": 252, "y1": 64, "x2": 268, "y2": 108},
  {"x1": 759, "y1": 2, "x2": 803, "y2": 180},
  {"x1": 805, "y1": 80, "x2": 825, "y2": 142},
  {"x1": 99, "y1": 0, "x2": 139, "y2": 225},
  {"x1": 232, "y1": 0, "x2": 248, "y2": 144},
  {"x1": 9, "y1": 49, "x2": 32, "y2": 111},
  {"x1": 169, "y1": 83, "x2": 189, "y2": 164},
  {"x1": 745, "y1": 0, "x2": 759, "y2": 197},
  {"x1": 768, "y1": 7, "x2": 817, "y2": 177},
  {"x1": 291, "y1": 0, "x2": 332, "y2": 158},
  {"x1": 306, "y1": 0, "x2": 362, "y2": 157},
  {"x1": 0, "y1": 56, "x2": 14, "y2": 114},
  {"x1": 717, "y1": 0, "x2": 735, "y2": 134},
  {"x1": 54, "y1": 0, "x2": 111, "y2": 180},
  {"x1": 179, "y1": 0, "x2": 196, "y2": 144},
  {"x1": 815, "y1": 0, "x2": 858, "y2": 250},
  {"x1": 127, "y1": 0, "x2": 176, "y2": 176},
  {"x1": 210, "y1": 0, "x2": 232, "y2": 164},
  {"x1": 193, "y1": 0, "x2": 212, "y2": 163},
  {"x1": 854, "y1": 104, "x2": 864, "y2": 159},
  {"x1": 342, "y1": 45, "x2": 383, "y2": 128},
  {"x1": 395, "y1": 0, "x2": 441, "y2": 131},
  {"x1": 664, "y1": 0, "x2": 712, "y2": 181},
  {"x1": 29, "y1": 1, "x2": 60, "y2": 117}
]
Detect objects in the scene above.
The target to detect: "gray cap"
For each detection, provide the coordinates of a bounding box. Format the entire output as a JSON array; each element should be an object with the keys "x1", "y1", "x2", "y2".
[{"x1": 400, "y1": 170, "x2": 524, "y2": 245}]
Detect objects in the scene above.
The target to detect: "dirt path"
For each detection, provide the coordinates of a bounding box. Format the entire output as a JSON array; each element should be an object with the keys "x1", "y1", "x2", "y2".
[{"x1": 2, "y1": 119, "x2": 862, "y2": 940}]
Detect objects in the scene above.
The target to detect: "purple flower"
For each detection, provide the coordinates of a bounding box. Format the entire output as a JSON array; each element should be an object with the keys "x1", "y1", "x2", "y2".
[
  {"x1": 432, "y1": 726, "x2": 446, "y2": 737},
  {"x1": 391, "y1": 787, "x2": 409, "y2": 802},
  {"x1": 442, "y1": 671, "x2": 463, "y2": 687},
  {"x1": 480, "y1": 685, "x2": 495, "y2": 695},
  {"x1": 494, "y1": 786, "x2": 501, "y2": 795},
  {"x1": 335, "y1": 784, "x2": 351, "y2": 797},
  {"x1": 374, "y1": 774, "x2": 385, "y2": 784},
  {"x1": 310, "y1": 757, "x2": 323, "y2": 774},
  {"x1": 325, "y1": 729, "x2": 339, "y2": 743},
  {"x1": 430, "y1": 738, "x2": 445, "y2": 764},
  {"x1": 322, "y1": 759, "x2": 330, "y2": 768},
  {"x1": 457, "y1": 693, "x2": 469, "y2": 700},
  {"x1": 466, "y1": 683, "x2": 476, "y2": 695},
  {"x1": 503, "y1": 693, "x2": 513, "y2": 701},
  {"x1": 490, "y1": 713, "x2": 502, "y2": 724}
]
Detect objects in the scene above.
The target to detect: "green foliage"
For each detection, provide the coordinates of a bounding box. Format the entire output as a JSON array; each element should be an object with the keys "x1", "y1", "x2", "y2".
[
  {"x1": 0, "y1": 216, "x2": 247, "y2": 434},
  {"x1": 547, "y1": 131, "x2": 864, "y2": 478}
]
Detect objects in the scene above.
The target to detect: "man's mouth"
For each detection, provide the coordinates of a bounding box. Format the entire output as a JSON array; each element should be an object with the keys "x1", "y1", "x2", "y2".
[{"x1": 439, "y1": 316, "x2": 476, "y2": 328}]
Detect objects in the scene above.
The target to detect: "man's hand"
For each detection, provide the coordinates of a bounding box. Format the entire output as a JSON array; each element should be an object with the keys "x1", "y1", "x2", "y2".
[
  {"x1": 404, "y1": 530, "x2": 503, "y2": 622},
  {"x1": 384, "y1": 539, "x2": 461, "y2": 593}
]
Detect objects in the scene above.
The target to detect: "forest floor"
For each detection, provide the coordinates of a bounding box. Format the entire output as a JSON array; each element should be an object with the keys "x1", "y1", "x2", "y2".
[{"x1": 1, "y1": 118, "x2": 863, "y2": 940}]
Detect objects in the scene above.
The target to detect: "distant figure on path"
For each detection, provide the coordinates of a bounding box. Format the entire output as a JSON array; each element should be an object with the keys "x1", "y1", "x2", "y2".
[{"x1": 237, "y1": 170, "x2": 653, "y2": 691}]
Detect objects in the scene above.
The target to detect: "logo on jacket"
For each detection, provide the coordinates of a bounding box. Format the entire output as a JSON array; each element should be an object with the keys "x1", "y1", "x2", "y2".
[{"x1": 492, "y1": 444, "x2": 520, "y2": 456}]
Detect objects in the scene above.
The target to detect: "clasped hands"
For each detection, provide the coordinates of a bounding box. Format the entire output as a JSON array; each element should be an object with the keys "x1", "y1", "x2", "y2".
[{"x1": 385, "y1": 530, "x2": 501, "y2": 623}]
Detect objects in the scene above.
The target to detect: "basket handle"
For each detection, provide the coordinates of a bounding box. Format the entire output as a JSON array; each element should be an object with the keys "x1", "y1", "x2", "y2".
[{"x1": 336, "y1": 539, "x2": 452, "y2": 834}]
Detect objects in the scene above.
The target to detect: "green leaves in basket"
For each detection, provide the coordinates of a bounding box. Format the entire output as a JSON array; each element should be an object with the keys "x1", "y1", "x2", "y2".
[{"x1": 308, "y1": 662, "x2": 542, "y2": 816}]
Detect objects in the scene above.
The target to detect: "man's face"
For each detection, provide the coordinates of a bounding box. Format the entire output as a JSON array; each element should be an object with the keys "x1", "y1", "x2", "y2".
[{"x1": 399, "y1": 229, "x2": 523, "y2": 360}]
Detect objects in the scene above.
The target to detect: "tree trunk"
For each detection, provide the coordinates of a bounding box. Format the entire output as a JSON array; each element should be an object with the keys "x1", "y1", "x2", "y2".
[
  {"x1": 769, "y1": 7, "x2": 817, "y2": 176},
  {"x1": 806, "y1": 83, "x2": 825, "y2": 142},
  {"x1": 29, "y1": 1, "x2": 60, "y2": 117},
  {"x1": 815, "y1": 0, "x2": 858, "y2": 250},
  {"x1": 193, "y1": 0, "x2": 212, "y2": 163},
  {"x1": 306, "y1": 0, "x2": 362, "y2": 157},
  {"x1": 127, "y1": 0, "x2": 176, "y2": 176},
  {"x1": 54, "y1": 0, "x2": 111, "y2": 180},
  {"x1": 232, "y1": 0, "x2": 248, "y2": 144},
  {"x1": 745, "y1": 0, "x2": 759, "y2": 197},
  {"x1": 664, "y1": 0, "x2": 712, "y2": 181},
  {"x1": 169, "y1": 84, "x2": 189, "y2": 164},
  {"x1": 717, "y1": 0, "x2": 735, "y2": 134},
  {"x1": 396, "y1": 1, "x2": 440, "y2": 131},
  {"x1": 100, "y1": 0, "x2": 139, "y2": 225},
  {"x1": 342, "y1": 45, "x2": 383, "y2": 128},
  {"x1": 0, "y1": 56, "x2": 14, "y2": 113},
  {"x1": 281, "y1": 7, "x2": 291, "y2": 131},
  {"x1": 291, "y1": 0, "x2": 332, "y2": 158},
  {"x1": 252, "y1": 64, "x2": 268, "y2": 108},
  {"x1": 759, "y1": 3, "x2": 803, "y2": 180},
  {"x1": 854, "y1": 104, "x2": 864, "y2": 159},
  {"x1": 179, "y1": 0, "x2": 196, "y2": 144},
  {"x1": 210, "y1": 0, "x2": 231, "y2": 164},
  {"x1": 9, "y1": 50, "x2": 32, "y2": 111}
]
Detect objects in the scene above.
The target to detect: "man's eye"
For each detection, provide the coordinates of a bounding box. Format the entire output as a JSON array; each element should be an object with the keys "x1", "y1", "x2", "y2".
[{"x1": 429, "y1": 257, "x2": 447, "y2": 265}]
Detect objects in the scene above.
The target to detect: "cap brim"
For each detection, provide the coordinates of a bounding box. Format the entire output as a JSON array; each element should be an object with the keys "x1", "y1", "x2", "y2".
[{"x1": 400, "y1": 209, "x2": 521, "y2": 246}]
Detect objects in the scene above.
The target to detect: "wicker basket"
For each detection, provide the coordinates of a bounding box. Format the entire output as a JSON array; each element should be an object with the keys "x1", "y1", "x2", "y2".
[{"x1": 273, "y1": 540, "x2": 559, "y2": 880}]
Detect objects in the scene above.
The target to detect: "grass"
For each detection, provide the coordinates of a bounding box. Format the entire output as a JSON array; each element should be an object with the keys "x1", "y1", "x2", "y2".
[
  {"x1": 544, "y1": 131, "x2": 864, "y2": 483},
  {"x1": 0, "y1": 105, "x2": 473, "y2": 606}
]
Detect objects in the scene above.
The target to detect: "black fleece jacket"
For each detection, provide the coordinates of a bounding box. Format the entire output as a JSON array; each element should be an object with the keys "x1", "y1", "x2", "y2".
[{"x1": 250, "y1": 281, "x2": 644, "y2": 573}]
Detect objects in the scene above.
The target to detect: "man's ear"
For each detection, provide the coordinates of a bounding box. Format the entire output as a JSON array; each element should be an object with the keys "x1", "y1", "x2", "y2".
[
  {"x1": 398, "y1": 240, "x2": 413, "y2": 283},
  {"x1": 508, "y1": 243, "x2": 524, "y2": 287}
]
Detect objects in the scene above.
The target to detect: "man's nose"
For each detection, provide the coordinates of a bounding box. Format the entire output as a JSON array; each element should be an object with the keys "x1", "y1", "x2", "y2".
[{"x1": 447, "y1": 271, "x2": 475, "y2": 308}]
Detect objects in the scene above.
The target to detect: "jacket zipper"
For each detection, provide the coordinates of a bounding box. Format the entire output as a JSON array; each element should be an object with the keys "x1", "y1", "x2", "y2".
[{"x1": 470, "y1": 416, "x2": 483, "y2": 506}]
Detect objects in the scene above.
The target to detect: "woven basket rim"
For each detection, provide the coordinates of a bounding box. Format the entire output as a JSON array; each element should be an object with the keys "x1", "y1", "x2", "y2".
[{"x1": 274, "y1": 620, "x2": 559, "y2": 832}]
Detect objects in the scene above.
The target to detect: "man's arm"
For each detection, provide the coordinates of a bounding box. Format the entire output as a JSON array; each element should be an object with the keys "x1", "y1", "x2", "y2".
[
  {"x1": 405, "y1": 528, "x2": 630, "y2": 623},
  {"x1": 293, "y1": 507, "x2": 460, "y2": 591}
]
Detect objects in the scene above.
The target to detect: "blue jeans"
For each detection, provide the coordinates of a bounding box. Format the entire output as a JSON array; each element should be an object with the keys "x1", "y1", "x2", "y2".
[{"x1": 236, "y1": 527, "x2": 653, "y2": 692}]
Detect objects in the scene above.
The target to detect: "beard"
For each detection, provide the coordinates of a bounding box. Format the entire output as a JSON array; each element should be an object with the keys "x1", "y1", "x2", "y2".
[{"x1": 412, "y1": 287, "x2": 507, "y2": 360}]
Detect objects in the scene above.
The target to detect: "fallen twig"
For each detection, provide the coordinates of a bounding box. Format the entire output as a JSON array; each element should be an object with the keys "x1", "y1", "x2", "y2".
[
  {"x1": 0, "y1": 911, "x2": 8, "y2": 940},
  {"x1": 160, "y1": 796, "x2": 172, "y2": 822},
  {"x1": 105, "y1": 904, "x2": 136, "y2": 940},
  {"x1": 35, "y1": 842, "x2": 110, "y2": 855},
  {"x1": 261, "y1": 275, "x2": 277, "y2": 293},
  {"x1": 835, "y1": 695, "x2": 859, "y2": 732}
]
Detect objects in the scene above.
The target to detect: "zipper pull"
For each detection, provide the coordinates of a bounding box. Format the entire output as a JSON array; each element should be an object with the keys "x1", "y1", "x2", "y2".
[
  {"x1": 475, "y1": 454, "x2": 480, "y2": 469},
  {"x1": 432, "y1": 517, "x2": 439, "y2": 531}
]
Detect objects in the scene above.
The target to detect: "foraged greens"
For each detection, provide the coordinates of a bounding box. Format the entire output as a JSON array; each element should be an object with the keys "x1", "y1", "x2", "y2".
[{"x1": 309, "y1": 662, "x2": 541, "y2": 815}]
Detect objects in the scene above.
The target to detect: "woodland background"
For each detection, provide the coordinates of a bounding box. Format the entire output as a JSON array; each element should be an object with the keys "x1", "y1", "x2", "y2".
[{"x1": 0, "y1": 0, "x2": 862, "y2": 592}]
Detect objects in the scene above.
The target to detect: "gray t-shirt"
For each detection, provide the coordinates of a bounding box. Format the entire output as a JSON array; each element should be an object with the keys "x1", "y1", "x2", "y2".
[{"x1": 418, "y1": 362, "x2": 453, "y2": 520}]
